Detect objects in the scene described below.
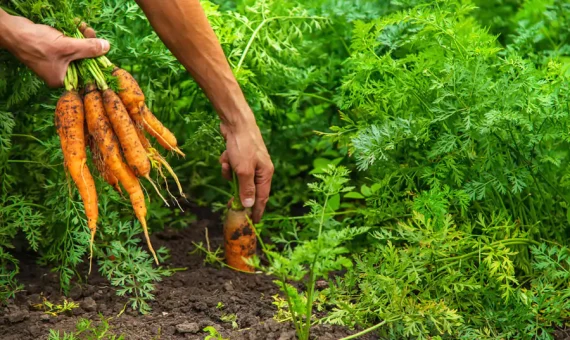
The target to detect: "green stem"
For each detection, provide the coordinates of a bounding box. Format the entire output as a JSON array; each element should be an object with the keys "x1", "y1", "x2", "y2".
[
  {"x1": 280, "y1": 277, "x2": 303, "y2": 337},
  {"x1": 300, "y1": 194, "x2": 330, "y2": 339},
  {"x1": 63, "y1": 65, "x2": 74, "y2": 91},
  {"x1": 263, "y1": 210, "x2": 362, "y2": 221},
  {"x1": 86, "y1": 59, "x2": 108, "y2": 90},
  {"x1": 436, "y1": 238, "x2": 542, "y2": 263},
  {"x1": 10, "y1": 134, "x2": 46, "y2": 145},
  {"x1": 235, "y1": 15, "x2": 328, "y2": 71},
  {"x1": 302, "y1": 264, "x2": 317, "y2": 340},
  {"x1": 230, "y1": 171, "x2": 243, "y2": 210},
  {"x1": 1, "y1": 202, "x2": 48, "y2": 211},
  {"x1": 97, "y1": 55, "x2": 114, "y2": 69},
  {"x1": 339, "y1": 318, "x2": 399, "y2": 340}
]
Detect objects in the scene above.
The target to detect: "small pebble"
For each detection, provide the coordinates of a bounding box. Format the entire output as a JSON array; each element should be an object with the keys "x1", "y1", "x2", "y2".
[{"x1": 175, "y1": 321, "x2": 200, "y2": 333}]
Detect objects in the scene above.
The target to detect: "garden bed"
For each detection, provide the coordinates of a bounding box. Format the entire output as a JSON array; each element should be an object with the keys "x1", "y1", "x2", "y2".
[{"x1": 0, "y1": 209, "x2": 374, "y2": 340}]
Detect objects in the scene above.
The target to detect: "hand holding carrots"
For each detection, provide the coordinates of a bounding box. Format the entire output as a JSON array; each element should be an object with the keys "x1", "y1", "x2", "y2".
[
  {"x1": 0, "y1": 11, "x2": 110, "y2": 88},
  {"x1": 46, "y1": 21, "x2": 189, "y2": 270}
]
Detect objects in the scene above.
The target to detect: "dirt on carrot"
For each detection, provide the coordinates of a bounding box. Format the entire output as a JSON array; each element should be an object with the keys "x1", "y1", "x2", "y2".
[
  {"x1": 84, "y1": 84, "x2": 159, "y2": 264},
  {"x1": 223, "y1": 207, "x2": 256, "y2": 272},
  {"x1": 112, "y1": 67, "x2": 184, "y2": 156},
  {"x1": 101, "y1": 88, "x2": 151, "y2": 178},
  {"x1": 55, "y1": 89, "x2": 99, "y2": 265}
]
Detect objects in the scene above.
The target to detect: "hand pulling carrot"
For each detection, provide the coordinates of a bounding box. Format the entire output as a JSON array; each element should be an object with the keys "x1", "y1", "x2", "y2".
[{"x1": 55, "y1": 63, "x2": 99, "y2": 271}]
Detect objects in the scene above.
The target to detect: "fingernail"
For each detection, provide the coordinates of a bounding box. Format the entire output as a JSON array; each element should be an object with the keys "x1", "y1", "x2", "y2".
[
  {"x1": 99, "y1": 39, "x2": 110, "y2": 53},
  {"x1": 243, "y1": 198, "x2": 255, "y2": 208}
]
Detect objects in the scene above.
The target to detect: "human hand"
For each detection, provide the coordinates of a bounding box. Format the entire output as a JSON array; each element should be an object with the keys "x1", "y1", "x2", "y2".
[
  {"x1": 0, "y1": 13, "x2": 109, "y2": 88},
  {"x1": 220, "y1": 118, "x2": 274, "y2": 223}
]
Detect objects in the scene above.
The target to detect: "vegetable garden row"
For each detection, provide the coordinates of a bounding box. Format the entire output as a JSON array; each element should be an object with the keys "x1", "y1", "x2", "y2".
[{"x1": 1, "y1": 0, "x2": 570, "y2": 339}]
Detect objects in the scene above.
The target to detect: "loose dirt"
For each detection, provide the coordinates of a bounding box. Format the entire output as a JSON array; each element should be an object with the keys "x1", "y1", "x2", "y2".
[{"x1": 0, "y1": 209, "x2": 376, "y2": 340}]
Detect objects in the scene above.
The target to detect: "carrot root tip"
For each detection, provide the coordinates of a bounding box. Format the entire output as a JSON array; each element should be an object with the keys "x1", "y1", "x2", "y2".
[
  {"x1": 173, "y1": 147, "x2": 185, "y2": 158},
  {"x1": 145, "y1": 175, "x2": 170, "y2": 207}
]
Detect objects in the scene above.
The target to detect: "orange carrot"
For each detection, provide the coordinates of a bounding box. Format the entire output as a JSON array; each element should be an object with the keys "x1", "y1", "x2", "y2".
[
  {"x1": 102, "y1": 88, "x2": 170, "y2": 207},
  {"x1": 87, "y1": 132, "x2": 122, "y2": 194},
  {"x1": 112, "y1": 67, "x2": 184, "y2": 156},
  {"x1": 55, "y1": 89, "x2": 99, "y2": 265},
  {"x1": 224, "y1": 207, "x2": 256, "y2": 272},
  {"x1": 101, "y1": 88, "x2": 150, "y2": 177},
  {"x1": 84, "y1": 84, "x2": 159, "y2": 264}
]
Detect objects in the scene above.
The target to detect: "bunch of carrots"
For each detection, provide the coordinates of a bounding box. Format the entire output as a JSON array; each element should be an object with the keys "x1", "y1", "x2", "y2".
[
  {"x1": 56, "y1": 27, "x2": 256, "y2": 273},
  {"x1": 56, "y1": 28, "x2": 185, "y2": 271}
]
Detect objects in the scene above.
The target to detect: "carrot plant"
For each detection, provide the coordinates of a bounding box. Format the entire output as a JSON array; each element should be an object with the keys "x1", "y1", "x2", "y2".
[{"x1": 255, "y1": 165, "x2": 369, "y2": 340}]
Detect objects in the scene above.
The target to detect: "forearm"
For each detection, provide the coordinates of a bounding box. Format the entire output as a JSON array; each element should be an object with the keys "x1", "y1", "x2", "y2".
[
  {"x1": 135, "y1": 0, "x2": 254, "y2": 130},
  {"x1": 0, "y1": 9, "x2": 14, "y2": 48}
]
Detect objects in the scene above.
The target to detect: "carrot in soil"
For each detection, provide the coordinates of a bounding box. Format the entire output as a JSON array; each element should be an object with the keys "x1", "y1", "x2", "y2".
[
  {"x1": 84, "y1": 82, "x2": 159, "y2": 264},
  {"x1": 55, "y1": 64, "x2": 98, "y2": 271},
  {"x1": 101, "y1": 88, "x2": 169, "y2": 207},
  {"x1": 112, "y1": 67, "x2": 185, "y2": 157},
  {"x1": 223, "y1": 176, "x2": 256, "y2": 272},
  {"x1": 224, "y1": 205, "x2": 256, "y2": 272}
]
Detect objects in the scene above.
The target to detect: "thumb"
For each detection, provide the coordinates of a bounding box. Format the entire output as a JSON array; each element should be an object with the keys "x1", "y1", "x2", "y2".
[{"x1": 64, "y1": 37, "x2": 110, "y2": 61}]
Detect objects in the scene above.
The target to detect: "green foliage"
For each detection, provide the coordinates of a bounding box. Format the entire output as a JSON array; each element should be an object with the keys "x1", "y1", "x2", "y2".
[
  {"x1": 320, "y1": 213, "x2": 562, "y2": 338},
  {"x1": 330, "y1": 0, "x2": 570, "y2": 236},
  {"x1": 48, "y1": 314, "x2": 125, "y2": 340},
  {"x1": 258, "y1": 165, "x2": 369, "y2": 340},
  {"x1": 203, "y1": 326, "x2": 229, "y2": 340},
  {"x1": 97, "y1": 211, "x2": 173, "y2": 314},
  {"x1": 34, "y1": 297, "x2": 79, "y2": 316}
]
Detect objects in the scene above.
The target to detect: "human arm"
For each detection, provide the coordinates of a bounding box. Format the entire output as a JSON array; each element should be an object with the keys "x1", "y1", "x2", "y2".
[
  {"x1": 0, "y1": 8, "x2": 110, "y2": 88},
  {"x1": 133, "y1": 0, "x2": 274, "y2": 222}
]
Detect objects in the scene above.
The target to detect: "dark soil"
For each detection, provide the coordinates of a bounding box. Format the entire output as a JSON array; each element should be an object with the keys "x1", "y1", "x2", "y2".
[{"x1": 0, "y1": 209, "x2": 376, "y2": 340}]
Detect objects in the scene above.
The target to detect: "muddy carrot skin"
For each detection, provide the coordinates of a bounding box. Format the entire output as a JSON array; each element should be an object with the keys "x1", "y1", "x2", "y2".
[
  {"x1": 84, "y1": 84, "x2": 158, "y2": 264},
  {"x1": 112, "y1": 67, "x2": 184, "y2": 156},
  {"x1": 224, "y1": 207, "x2": 256, "y2": 272},
  {"x1": 102, "y1": 88, "x2": 151, "y2": 177},
  {"x1": 87, "y1": 132, "x2": 121, "y2": 194},
  {"x1": 55, "y1": 90, "x2": 99, "y2": 249}
]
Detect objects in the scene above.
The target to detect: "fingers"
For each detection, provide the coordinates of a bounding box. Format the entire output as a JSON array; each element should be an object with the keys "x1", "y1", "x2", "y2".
[
  {"x1": 219, "y1": 151, "x2": 232, "y2": 181},
  {"x1": 45, "y1": 74, "x2": 65, "y2": 89},
  {"x1": 252, "y1": 161, "x2": 274, "y2": 223},
  {"x1": 236, "y1": 165, "x2": 256, "y2": 209},
  {"x1": 83, "y1": 27, "x2": 97, "y2": 39},
  {"x1": 78, "y1": 22, "x2": 97, "y2": 38},
  {"x1": 63, "y1": 36, "x2": 110, "y2": 61}
]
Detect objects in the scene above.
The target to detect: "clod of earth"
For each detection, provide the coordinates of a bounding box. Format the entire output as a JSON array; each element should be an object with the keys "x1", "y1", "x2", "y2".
[{"x1": 175, "y1": 321, "x2": 200, "y2": 333}]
